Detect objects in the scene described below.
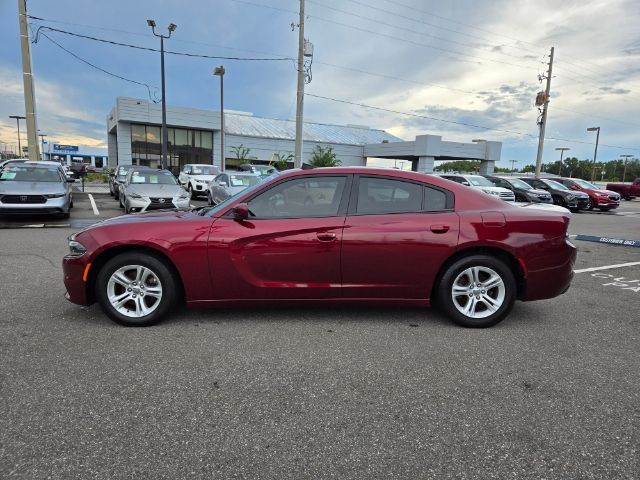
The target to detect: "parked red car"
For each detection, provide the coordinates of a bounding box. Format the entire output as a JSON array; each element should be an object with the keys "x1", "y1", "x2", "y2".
[
  {"x1": 606, "y1": 178, "x2": 640, "y2": 200},
  {"x1": 557, "y1": 178, "x2": 621, "y2": 211},
  {"x1": 63, "y1": 168, "x2": 576, "y2": 328}
]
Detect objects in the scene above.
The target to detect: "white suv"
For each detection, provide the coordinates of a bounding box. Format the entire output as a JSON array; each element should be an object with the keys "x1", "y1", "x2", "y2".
[
  {"x1": 438, "y1": 174, "x2": 516, "y2": 202},
  {"x1": 178, "y1": 164, "x2": 221, "y2": 198}
]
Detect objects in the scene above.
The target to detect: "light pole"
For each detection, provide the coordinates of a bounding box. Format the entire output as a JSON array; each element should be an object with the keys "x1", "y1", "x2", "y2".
[
  {"x1": 509, "y1": 159, "x2": 517, "y2": 175},
  {"x1": 555, "y1": 147, "x2": 570, "y2": 176},
  {"x1": 621, "y1": 154, "x2": 633, "y2": 183},
  {"x1": 213, "y1": 65, "x2": 225, "y2": 171},
  {"x1": 147, "y1": 19, "x2": 177, "y2": 171},
  {"x1": 587, "y1": 127, "x2": 600, "y2": 181},
  {"x1": 38, "y1": 133, "x2": 47, "y2": 160},
  {"x1": 9, "y1": 115, "x2": 26, "y2": 156}
]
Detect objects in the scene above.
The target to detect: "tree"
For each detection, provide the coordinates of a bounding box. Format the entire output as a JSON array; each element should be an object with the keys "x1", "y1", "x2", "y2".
[
  {"x1": 272, "y1": 152, "x2": 293, "y2": 171},
  {"x1": 309, "y1": 145, "x2": 341, "y2": 167},
  {"x1": 434, "y1": 160, "x2": 481, "y2": 173},
  {"x1": 231, "y1": 144, "x2": 255, "y2": 161},
  {"x1": 521, "y1": 164, "x2": 536, "y2": 173}
]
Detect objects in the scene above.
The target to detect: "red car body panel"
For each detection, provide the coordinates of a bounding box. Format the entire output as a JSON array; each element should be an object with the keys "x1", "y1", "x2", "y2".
[
  {"x1": 606, "y1": 178, "x2": 640, "y2": 198},
  {"x1": 62, "y1": 167, "x2": 576, "y2": 309}
]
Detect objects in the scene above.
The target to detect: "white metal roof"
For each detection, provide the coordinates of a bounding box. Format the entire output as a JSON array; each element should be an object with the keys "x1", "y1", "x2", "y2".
[{"x1": 224, "y1": 113, "x2": 402, "y2": 146}]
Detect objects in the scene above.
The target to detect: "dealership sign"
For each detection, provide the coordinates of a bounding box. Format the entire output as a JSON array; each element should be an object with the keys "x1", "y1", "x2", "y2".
[{"x1": 53, "y1": 144, "x2": 79, "y2": 152}]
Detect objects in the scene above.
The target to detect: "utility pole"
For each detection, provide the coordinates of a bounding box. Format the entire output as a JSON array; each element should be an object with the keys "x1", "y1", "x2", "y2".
[
  {"x1": 534, "y1": 46, "x2": 554, "y2": 178},
  {"x1": 294, "y1": 0, "x2": 306, "y2": 168},
  {"x1": 17, "y1": 0, "x2": 39, "y2": 161},
  {"x1": 510, "y1": 159, "x2": 516, "y2": 175},
  {"x1": 587, "y1": 126, "x2": 600, "y2": 181},
  {"x1": 621, "y1": 154, "x2": 633, "y2": 183},
  {"x1": 214, "y1": 66, "x2": 226, "y2": 171},
  {"x1": 555, "y1": 147, "x2": 570, "y2": 176},
  {"x1": 9, "y1": 115, "x2": 25, "y2": 155}
]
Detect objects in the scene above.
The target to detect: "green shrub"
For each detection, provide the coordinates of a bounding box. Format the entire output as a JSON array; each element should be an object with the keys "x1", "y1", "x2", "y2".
[{"x1": 309, "y1": 145, "x2": 341, "y2": 167}]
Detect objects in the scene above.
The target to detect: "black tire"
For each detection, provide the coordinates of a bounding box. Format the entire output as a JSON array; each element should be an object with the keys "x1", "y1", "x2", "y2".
[
  {"x1": 95, "y1": 252, "x2": 178, "y2": 327},
  {"x1": 585, "y1": 198, "x2": 594, "y2": 210},
  {"x1": 437, "y1": 254, "x2": 516, "y2": 328},
  {"x1": 207, "y1": 192, "x2": 213, "y2": 206},
  {"x1": 124, "y1": 202, "x2": 131, "y2": 214},
  {"x1": 188, "y1": 183, "x2": 195, "y2": 199}
]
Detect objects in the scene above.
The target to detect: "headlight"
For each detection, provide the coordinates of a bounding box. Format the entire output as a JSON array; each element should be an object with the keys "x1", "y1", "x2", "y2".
[
  {"x1": 597, "y1": 192, "x2": 609, "y2": 197},
  {"x1": 44, "y1": 193, "x2": 65, "y2": 198},
  {"x1": 68, "y1": 240, "x2": 86, "y2": 256},
  {"x1": 128, "y1": 192, "x2": 143, "y2": 199},
  {"x1": 178, "y1": 192, "x2": 190, "y2": 199}
]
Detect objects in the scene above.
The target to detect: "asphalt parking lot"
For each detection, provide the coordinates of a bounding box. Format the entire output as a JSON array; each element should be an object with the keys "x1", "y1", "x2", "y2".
[{"x1": 1, "y1": 194, "x2": 638, "y2": 479}]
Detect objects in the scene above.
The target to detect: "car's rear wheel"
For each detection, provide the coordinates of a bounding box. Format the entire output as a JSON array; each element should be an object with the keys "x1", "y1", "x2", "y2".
[
  {"x1": 207, "y1": 191, "x2": 215, "y2": 206},
  {"x1": 95, "y1": 253, "x2": 177, "y2": 327},
  {"x1": 437, "y1": 255, "x2": 516, "y2": 328}
]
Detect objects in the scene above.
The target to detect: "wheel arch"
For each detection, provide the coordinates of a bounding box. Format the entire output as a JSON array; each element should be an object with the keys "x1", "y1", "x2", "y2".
[
  {"x1": 431, "y1": 245, "x2": 526, "y2": 303},
  {"x1": 86, "y1": 245, "x2": 186, "y2": 305}
]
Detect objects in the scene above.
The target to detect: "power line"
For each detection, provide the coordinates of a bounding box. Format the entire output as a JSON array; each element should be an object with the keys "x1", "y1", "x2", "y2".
[
  {"x1": 305, "y1": 92, "x2": 640, "y2": 151},
  {"x1": 32, "y1": 25, "x2": 294, "y2": 61},
  {"x1": 37, "y1": 31, "x2": 160, "y2": 102}
]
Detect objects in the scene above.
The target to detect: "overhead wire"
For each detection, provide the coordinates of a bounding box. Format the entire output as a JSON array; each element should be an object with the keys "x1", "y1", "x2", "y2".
[{"x1": 305, "y1": 93, "x2": 640, "y2": 151}]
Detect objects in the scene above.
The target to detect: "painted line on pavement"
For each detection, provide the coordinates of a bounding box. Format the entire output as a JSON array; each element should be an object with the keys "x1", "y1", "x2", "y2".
[
  {"x1": 88, "y1": 194, "x2": 100, "y2": 216},
  {"x1": 574, "y1": 261, "x2": 640, "y2": 274}
]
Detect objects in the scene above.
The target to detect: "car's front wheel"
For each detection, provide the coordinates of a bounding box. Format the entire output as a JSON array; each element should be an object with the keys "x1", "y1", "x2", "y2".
[
  {"x1": 95, "y1": 253, "x2": 178, "y2": 327},
  {"x1": 437, "y1": 255, "x2": 516, "y2": 328}
]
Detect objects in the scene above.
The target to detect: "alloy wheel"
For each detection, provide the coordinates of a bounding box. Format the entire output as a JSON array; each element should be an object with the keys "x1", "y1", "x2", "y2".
[
  {"x1": 451, "y1": 266, "x2": 506, "y2": 319},
  {"x1": 106, "y1": 265, "x2": 163, "y2": 318}
]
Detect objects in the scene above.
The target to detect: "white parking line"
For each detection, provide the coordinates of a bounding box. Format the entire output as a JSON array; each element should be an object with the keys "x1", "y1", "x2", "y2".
[
  {"x1": 574, "y1": 261, "x2": 640, "y2": 274},
  {"x1": 88, "y1": 194, "x2": 100, "y2": 216}
]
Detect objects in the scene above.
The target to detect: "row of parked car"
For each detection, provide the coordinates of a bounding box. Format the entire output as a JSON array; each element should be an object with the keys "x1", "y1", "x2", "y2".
[
  {"x1": 108, "y1": 163, "x2": 278, "y2": 214},
  {"x1": 437, "y1": 173, "x2": 621, "y2": 212}
]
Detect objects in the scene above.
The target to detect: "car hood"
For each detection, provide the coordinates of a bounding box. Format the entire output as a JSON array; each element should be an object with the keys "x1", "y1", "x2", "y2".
[
  {"x1": 81, "y1": 209, "x2": 202, "y2": 232},
  {"x1": 593, "y1": 189, "x2": 620, "y2": 196},
  {"x1": 190, "y1": 175, "x2": 216, "y2": 182},
  {"x1": 126, "y1": 184, "x2": 184, "y2": 196},
  {"x1": 476, "y1": 186, "x2": 512, "y2": 194},
  {"x1": 0, "y1": 181, "x2": 66, "y2": 195},
  {"x1": 527, "y1": 188, "x2": 551, "y2": 196}
]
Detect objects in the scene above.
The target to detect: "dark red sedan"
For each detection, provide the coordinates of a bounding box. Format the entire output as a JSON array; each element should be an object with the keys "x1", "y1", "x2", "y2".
[{"x1": 63, "y1": 168, "x2": 576, "y2": 328}]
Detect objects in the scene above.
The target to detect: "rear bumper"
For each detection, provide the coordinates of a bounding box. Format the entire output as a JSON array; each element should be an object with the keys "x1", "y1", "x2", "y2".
[{"x1": 522, "y1": 237, "x2": 577, "y2": 301}]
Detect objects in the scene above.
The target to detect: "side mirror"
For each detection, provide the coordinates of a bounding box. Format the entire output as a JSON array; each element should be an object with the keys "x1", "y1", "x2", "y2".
[
  {"x1": 461, "y1": 181, "x2": 470, "y2": 186},
  {"x1": 232, "y1": 203, "x2": 249, "y2": 220},
  {"x1": 219, "y1": 181, "x2": 228, "y2": 187}
]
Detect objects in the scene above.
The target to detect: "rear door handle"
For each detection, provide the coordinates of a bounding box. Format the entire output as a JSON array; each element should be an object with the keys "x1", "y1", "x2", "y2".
[
  {"x1": 317, "y1": 232, "x2": 337, "y2": 242},
  {"x1": 430, "y1": 225, "x2": 450, "y2": 234}
]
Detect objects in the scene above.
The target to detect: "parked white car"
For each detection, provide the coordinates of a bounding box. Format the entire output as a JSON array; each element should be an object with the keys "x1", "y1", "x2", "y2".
[
  {"x1": 178, "y1": 164, "x2": 221, "y2": 198},
  {"x1": 438, "y1": 174, "x2": 516, "y2": 202}
]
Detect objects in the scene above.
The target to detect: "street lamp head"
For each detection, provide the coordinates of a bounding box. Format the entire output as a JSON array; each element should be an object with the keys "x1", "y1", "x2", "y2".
[
  {"x1": 586, "y1": 127, "x2": 599, "y2": 132},
  {"x1": 9, "y1": 115, "x2": 26, "y2": 120},
  {"x1": 214, "y1": 66, "x2": 225, "y2": 76},
  {"x1": 168, "y1": 23, "x2": 177, "y2": 32},
  {"x1": 147, "y1": 19, "x2": 156, "y2": 28},
  {"x1": 472, "y1": 139, "x2": 487, "y2": 143}
]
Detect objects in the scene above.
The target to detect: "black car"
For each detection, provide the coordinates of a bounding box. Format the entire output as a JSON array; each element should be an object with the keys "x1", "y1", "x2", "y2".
[
  {"x1": 482, "y1": 175, "x2": 553, "y2": 203},
  {"x1": 519, "y1": 177, "x2": 590, "y2": 211}
]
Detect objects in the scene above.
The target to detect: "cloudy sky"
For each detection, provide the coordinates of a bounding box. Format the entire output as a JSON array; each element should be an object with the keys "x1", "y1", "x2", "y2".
[{"x1": 0, "y1": 0, "x2": 639, "y2": 167}]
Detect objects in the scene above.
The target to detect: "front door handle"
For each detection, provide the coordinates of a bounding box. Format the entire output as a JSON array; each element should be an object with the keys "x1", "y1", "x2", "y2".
[
  {"x1": 430, "y1": 225, "x2": 450, "y2": 234},
  {"x1": 317, "y1": 232, "x2": 337, "y2": 242}
]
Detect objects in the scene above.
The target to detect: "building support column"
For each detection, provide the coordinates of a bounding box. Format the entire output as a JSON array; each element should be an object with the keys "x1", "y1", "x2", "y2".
[
  {"x1": 479, "y1": 160, "x2": 495, "y2": 175},
  {"x1": 416, "y1": 156, "x2": 435, "y2": 173}
]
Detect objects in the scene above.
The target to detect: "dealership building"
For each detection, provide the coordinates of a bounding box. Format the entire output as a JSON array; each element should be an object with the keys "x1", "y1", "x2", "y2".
[{"x1": 107, "y1": 97, "x2": 501, "y2": 174}]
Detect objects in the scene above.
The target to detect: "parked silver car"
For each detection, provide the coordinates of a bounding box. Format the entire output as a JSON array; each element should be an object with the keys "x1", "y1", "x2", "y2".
[
  {"x1": 437, "y1": 174, "x2": 516, "y2": 202},
  {"x1": 207, "y1": 172, "x2": 261, "y2": 205},
  {"x1": 120, "y1": 168, "x2": 190, "y2": 214},
  {"x1": 0, "y1": 161, "x2": 74, "y2": 217}
]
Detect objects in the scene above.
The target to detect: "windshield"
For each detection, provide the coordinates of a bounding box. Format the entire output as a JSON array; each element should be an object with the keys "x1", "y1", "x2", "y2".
[
  {"x1": 129, "y1": 171, "x2": 177, "y2": 185},
  {"x1": 0, "y1": 166, "x2": 62, "y2": 182},
  {"x1": 191, "y1": 165, "x2": 219, "y2": 175},
  {"x1": 573, "y1": 179, "x2": 598, "y2": 189},
  {"x1": 229, "y1": 175, "x2": 261, "y2": 187},
  {"x1": 198, "y1": 173, "x2": 277, "y2": 216},
  {"x1": 543, "y1": 179, "x2": 569, "y2": 191},
  {"x1": 504, "y1": 178, "x2": 532, "y2": 189},
  {"x1": 117, "y1": 167, "x2": 133, "y2": 179},
  {"x1": 467, "y1": 176, "x2": 495, "y2": 187}
]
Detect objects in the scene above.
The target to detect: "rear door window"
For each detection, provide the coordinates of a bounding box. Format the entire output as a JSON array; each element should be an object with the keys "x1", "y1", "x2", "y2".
[{"x1": 356, "y1": 177, "x2": 423, "y2": 214}]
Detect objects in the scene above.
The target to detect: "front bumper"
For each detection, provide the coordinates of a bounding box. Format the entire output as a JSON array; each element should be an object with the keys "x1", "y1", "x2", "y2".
[
  {"x1": 126, "y1": 196, "x2": 191, "y2": 213},
  {"x1": 0, "y1": 196, "x2": 70, "y2": 215},
  {"x1": 191, "y1": 182, "x2": 209, "y2": 194},
  {"x1": 595, "y1": 196, "x2": 620, "y2": 209},
  {"x1": 63, "y1": 254, "x2": 92, "y2": 305}
]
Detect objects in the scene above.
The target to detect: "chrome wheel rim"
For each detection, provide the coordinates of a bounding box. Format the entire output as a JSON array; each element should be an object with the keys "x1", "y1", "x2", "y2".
[
  {"x1": 107, "y1": 265, "x2": 163, "y2": 318},
  {"x1": 451, "y1": 266, "x2": 505, "y2": 319}
]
